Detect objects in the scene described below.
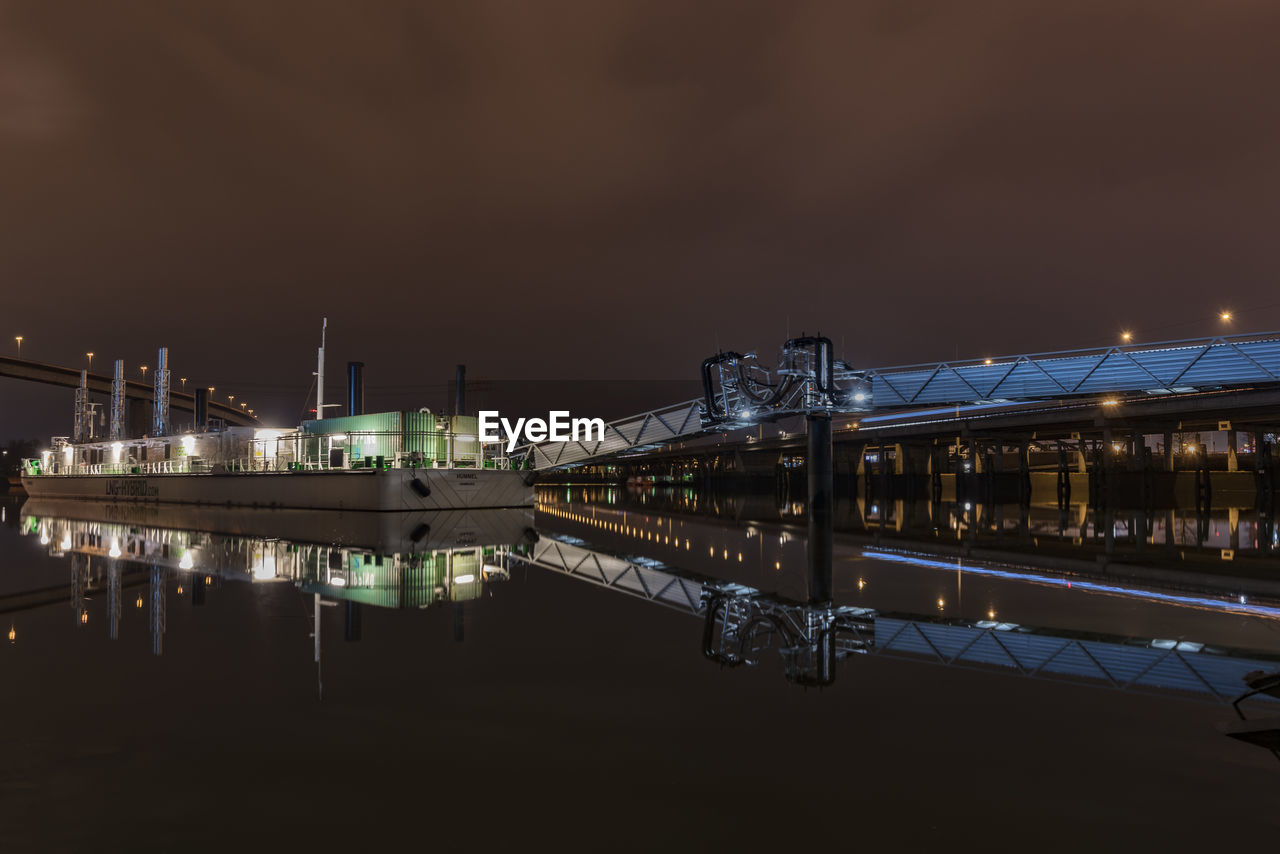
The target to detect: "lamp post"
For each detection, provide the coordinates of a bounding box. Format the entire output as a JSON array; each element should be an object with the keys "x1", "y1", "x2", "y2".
[
  {"x1": 86, "y1": 352, "x2": 94, "y2": 371},
  {"x1": 140, "y1": 365, "x2": 148, "y2": 380},
  {"x1": 14, "y1": 336, "x2": 22, "y2": 358}
]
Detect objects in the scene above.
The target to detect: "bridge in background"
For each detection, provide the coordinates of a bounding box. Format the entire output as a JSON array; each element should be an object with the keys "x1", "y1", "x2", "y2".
[
  {"x1": 0, "y1": 356, "x2": 257, "y2": 428},
  {"x1": 522, "y1": 332, "x2": 1280, "y2": 470}
]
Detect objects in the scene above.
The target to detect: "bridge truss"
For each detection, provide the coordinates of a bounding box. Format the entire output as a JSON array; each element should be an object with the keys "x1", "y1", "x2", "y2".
[{"x1": 521, "y1": 332, "x2": 1280, "y2": 470}]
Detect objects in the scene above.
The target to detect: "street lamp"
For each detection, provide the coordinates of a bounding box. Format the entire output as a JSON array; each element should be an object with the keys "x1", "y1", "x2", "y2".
[
  {"x1": 140, "y1": 365, "x2": 148, "y2": 380},
  {"x1": 1221, "y1": 310, "x2": 1233, "y2": 323},
  {"x1": 14, "y1": 336, "x2": 22, "y2": 358},
  {"x1": 86, "y1": 352, "x2": 94, "y2": 371},
  {"x1": 240, "y1": 402, "x2": 247, "y2": 410},
  {"x1": 180, "y1": 377, "x2": 187, "y2": 389},
  {"x1": 227, "y1": 395, "x2": 234, "y2": 405},
  {"x1": 1121, "y1": 331, "x2": 1132, "y2": 343}
]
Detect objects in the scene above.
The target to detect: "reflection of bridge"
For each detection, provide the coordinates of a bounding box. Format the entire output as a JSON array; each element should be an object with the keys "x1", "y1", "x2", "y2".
[
  {"x1": 521, "y1": 528, "x2": 1280, "y2": 699},
  {"x1": 0, "y1": 355, "x2": 256, "y2": 427},
  {"x1": 523, "y1": 332, "x2": 1280, "y2": 471},
  {"x1": 10, "y1": 498, "x2": 1280, "y2": 700}
]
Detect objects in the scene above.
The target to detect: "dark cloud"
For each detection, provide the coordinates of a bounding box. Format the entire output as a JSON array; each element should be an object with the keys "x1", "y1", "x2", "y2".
[{"x1": 4, "y1": 1, "x2": 1280, "y2": 436}]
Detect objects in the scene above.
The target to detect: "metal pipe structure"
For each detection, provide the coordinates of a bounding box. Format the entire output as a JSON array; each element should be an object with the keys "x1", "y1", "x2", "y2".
[
  {"x1": 152, "y1": 347, "x2": 170, "y2": 437},
  {"x1": 346, "y1": 361, "x2": 364, "y2": 417},
  {"x1": 73, "y1": 370, "x2": 89, "y2": 443},
  {"x1": 806, "y1": 411, "x2": 833, "y2": 605},
  {"x1": 110, "y1": 360, "x2": 125, "y2": 440}
]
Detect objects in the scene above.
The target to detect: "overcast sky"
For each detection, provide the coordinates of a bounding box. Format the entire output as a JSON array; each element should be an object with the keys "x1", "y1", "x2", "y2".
[{"x1": 4, "y1": 1, "x2": 1280, "y2": 434}]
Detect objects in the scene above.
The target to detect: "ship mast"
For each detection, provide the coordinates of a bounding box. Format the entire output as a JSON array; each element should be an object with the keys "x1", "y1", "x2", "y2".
[{"x1": 316, "y1": 317, "x2": 327, "y2": 419}]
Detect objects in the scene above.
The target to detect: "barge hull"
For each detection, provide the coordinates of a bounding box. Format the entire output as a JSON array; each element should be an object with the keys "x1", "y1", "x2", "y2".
[{"x1": 20, "y1": 468, "x2": 534, "y2": 512}]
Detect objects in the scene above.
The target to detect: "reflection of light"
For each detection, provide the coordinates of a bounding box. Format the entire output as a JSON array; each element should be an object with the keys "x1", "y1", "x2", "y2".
[
  {"x1": 330, "y1": 577, "x2": 347, "y2": 587},
  {"x1": 40, "y1": 532, "x2": 50, "y2": 545},
  {"x1": 181, "y1": 435, "x2": 196, "y2": 456},
  {"x1": 862, "y1": 549, "x2": 1280, "y2": 618},
  {"x1": 252, "y1": 551, "x2": 277, "y2": 580},
  {"x1": 111, "y1": 442, "x2": 122, "y2": 463},
  {"x1": 109, "y1": 539, "x2": 122, "y2": 558},
  {"x1": 60, "y1": 533, "x2": 71, "y2": 550},
  {"x1": 7, "y1": 625, "x2": 14, "y2": 643},
  {"x1": 135, "y1": 595, "x2": 143, "y2": 608},
  {"x1": 80, "y1": 610, "x2": 88, "y2": 625},
  {"x1": 179, "y1": 551, "x2": 194, "y2": 570},
  {"x1": 454, "y1": 574, "x2": 475, "y2": 584}
]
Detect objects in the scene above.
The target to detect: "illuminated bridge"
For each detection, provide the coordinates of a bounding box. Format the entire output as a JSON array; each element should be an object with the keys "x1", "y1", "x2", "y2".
[{"x1": 522, "y1": 332, "x2": 1280, "y2": 473}]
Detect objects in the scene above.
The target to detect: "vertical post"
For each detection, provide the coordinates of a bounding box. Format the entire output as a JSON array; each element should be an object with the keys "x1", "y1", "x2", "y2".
[
  {"x1": 1227, "y1": 430, "x2": 1239, "y2": 473},
  {"x1": 110, "y1": 359, "x2": 126, "y2": 440},
  {"x1": 807, "y1": 412, "x2": 833, "y2": 605},
  {"x1": 1163, "y1": 430, "x2": 1174, "y2": 472}
]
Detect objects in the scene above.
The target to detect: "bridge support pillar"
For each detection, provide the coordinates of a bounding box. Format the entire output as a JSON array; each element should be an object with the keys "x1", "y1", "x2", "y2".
[{"x1": 806, "y1": 412, "x2": 833, "y2": 605}]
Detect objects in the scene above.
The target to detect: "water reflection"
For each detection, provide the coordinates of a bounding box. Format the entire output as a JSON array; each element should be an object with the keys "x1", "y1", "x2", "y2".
[
  {"x1": 8, "y1": 491, "x2": 1280, "y2": 708},
  {"x1": 18, "y1": 500, "x2": 536, "y2": 660}
]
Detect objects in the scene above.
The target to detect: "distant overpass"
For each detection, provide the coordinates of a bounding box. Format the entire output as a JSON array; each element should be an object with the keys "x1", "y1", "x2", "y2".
[{"x1": 0, "y1": 356, "x2": 257, "y2": 428}]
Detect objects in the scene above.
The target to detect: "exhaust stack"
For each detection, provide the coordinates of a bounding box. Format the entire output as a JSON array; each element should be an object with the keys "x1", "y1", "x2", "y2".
[
  {"x1": 152, "y1": 347, "x2": 170, "y2": 436},
  {"x1": 110, "y1": 360, "x2": 126, "y2": 440}
]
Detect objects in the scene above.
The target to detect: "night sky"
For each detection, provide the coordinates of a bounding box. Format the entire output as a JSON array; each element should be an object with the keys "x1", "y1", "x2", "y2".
[{"x1": 5, "y1": 2, "x2": 1280, "y2": 437}]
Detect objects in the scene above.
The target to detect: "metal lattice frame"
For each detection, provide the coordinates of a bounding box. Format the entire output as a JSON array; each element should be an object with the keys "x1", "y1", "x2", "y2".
[
  {"x1": 865, "y1": 332, "x2": 1280, "y2": 408},
  {"x1": 522, "y1": 535, "x2": 712, "y2": 613},
  {"x1": 520, "y1": 399, "x2": 706, "y2": 471},
  {"x1": 871, "y1": 617, "x2": 1278, "y2": 704},
  {"x1": 523, "y1": 534, "x2": 1278, "y2": 702}
]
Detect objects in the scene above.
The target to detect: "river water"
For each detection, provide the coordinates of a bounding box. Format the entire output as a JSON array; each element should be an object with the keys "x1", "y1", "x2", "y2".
[{"x1": 1, "y1": 487, "x2": 1278, "y2": 851}]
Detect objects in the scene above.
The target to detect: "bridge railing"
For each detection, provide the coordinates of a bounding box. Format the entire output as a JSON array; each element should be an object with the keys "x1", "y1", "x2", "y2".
[{"x1": 517, "y1": 399, "x2": 706, "y2": 470}]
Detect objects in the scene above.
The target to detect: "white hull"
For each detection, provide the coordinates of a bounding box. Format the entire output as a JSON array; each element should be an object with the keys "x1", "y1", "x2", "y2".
[{"x1": 20, "y1": 467, "x2": 534, "y2": 512}]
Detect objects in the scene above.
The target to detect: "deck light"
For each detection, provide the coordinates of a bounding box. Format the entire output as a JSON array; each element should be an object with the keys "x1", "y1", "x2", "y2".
[{"x1": 984, "y1": 358, "x2": 993, "y2": 365}]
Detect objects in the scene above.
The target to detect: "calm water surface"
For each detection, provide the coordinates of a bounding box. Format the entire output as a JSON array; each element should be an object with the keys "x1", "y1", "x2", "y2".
[{"x1": 2, "y1": 488, "x2": 1278, "y2": 851}]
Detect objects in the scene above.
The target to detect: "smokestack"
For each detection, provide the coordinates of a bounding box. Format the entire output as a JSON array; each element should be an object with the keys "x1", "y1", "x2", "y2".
[
  {"x1": 110, "y1": 360, "x2": 126, "y2": 440},
  {"x1": 194, "y1": 387, "x2": 208, "y2": 431},
  {"x1": 347, "y1": 361, "x2": 364, "y2": 416},
  {"x1": 455, "y1": 364, "x2": 465, "y2": 416},
  {"x1": 73, "y1": 370, "x2": 89, "y2": 443},
  {"x1": 152, "y1": 347, "x2": 170, "y2": 436}
]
